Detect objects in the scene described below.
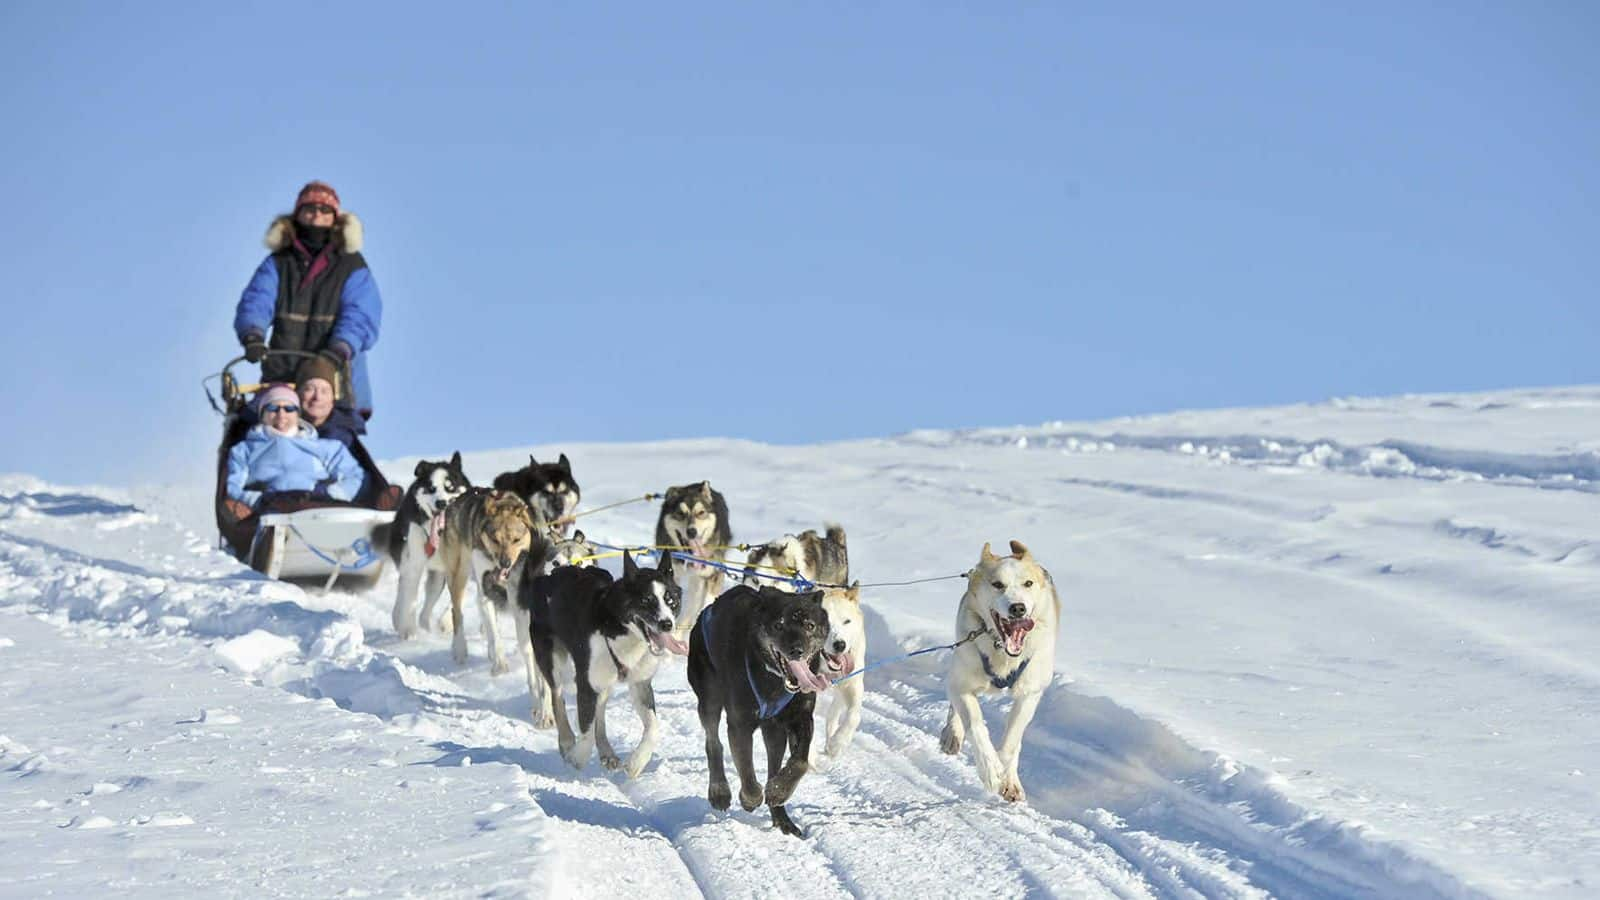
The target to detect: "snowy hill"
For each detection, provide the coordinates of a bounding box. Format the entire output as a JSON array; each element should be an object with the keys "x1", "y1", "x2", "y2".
[{"x1": 2, "y1": 386, "x2": 1596, "y2": 898}]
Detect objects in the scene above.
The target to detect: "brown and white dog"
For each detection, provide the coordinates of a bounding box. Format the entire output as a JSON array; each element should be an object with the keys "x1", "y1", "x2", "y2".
[
  {"x1": 655, "y1": 481, "x2": 732, "y2": 640},
  {"x1": 435, "y1": 488, "x2": 537, "y2": 673},
  {"x1": 940, "y1": 540, "x2": 1060, "y2": 802}
]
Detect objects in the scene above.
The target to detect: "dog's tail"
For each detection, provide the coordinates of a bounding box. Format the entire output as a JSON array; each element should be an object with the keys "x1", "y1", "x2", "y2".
[{"x1": 825, "y1": 523, "x2": 846, "y2": 547}]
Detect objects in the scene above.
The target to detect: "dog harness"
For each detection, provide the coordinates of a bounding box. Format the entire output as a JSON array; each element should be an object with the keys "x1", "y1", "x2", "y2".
[
  {"x1": 699, "y1": 605, "x2": 794, "y2": 720},
  {"x1": 605, "y1": 638, "x2": 629, "y2": 680},
  {"x1": 980, "y1": 651, "x2": 1031, "y2": 691}
]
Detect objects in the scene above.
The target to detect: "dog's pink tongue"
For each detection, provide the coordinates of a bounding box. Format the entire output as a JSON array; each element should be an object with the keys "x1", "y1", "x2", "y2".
[
  {"x1": 1004, "y1": 619, "x2": 1034, "y2": 655},
  {"x1": 787, "y1": 657, "x2": 830, "y2": 693},
  {"x1": 831, "y1": 652, "x2": 856, "y2": 679},
  {"x1": 651, "y1": 629, "x2": 689, "y2": 656}
]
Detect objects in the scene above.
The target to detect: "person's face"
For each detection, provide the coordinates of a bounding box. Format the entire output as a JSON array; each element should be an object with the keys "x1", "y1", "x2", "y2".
[
  {"x1": 298, "y1": 378, "x2": 335, "y2": 425},
  {"x1": 296, "y1": 203, "x2": 336, "y2": 228},
  {"x1": 262, "y1": 400, "x2": 301, "y2": 434}
]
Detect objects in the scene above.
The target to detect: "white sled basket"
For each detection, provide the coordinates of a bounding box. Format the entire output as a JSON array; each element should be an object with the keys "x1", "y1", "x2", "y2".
[{"x1": 250, "y1": 506, "x2": 392, "y2": 584}]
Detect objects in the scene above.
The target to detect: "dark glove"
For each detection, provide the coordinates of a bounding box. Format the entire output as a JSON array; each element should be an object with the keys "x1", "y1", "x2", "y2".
[
  {"x1": 319, "y1": 341, "x2": 353, "y2": 369},
  {"x1": 242, "y1": 334, "x2": 268, "y2": 363}
]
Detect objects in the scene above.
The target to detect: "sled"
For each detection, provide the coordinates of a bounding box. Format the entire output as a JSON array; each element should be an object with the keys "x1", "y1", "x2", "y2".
[{"x1": 206, "y1": 350, "x2": 399, "y2": 586}]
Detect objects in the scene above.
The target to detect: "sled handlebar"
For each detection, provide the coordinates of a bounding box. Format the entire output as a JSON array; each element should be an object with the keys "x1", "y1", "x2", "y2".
[{"x1": 207, "y1": 349, "x2": 355, "y2": 414}]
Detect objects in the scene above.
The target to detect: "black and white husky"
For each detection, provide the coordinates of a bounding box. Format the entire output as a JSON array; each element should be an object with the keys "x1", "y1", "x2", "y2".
[
  {"x1": 519, "y1": 551, "x2": 689, "y2": 777},
  {"x1": 493, "y1": 453, "x2": 580, "y2": 536},
  {"x1": 390, "y1": 452, "x2": 471, "y2": 640},
  {"x1": 655, "y1": 481, "x2": 732, "y2": 639}
]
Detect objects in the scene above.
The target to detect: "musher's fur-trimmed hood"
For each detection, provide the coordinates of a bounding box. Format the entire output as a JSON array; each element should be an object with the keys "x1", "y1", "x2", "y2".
[{"x1": 263, "y1": 212, "x2": 364, "y2": 253}]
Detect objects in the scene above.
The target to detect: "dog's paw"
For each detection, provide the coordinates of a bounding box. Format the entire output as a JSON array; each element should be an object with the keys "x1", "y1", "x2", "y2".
[
  {"x1": 489, "y1": 656, "x2": 511, "y2": 677},
  {"x1": 624, "y1": 751, "x2": 651, "y2": 779},
  {"x1": 738, "y1": 783, "x2": 764, "y2": 812},
  {"x1": 975, "y1": 755, "x2": 1005, "y2": 792},
  {"x1": 939, "y1": 724, "x2": 962, "y2": 755},
  {"x1": 394, "y1": 621, "x2": 418, "y2": 641},
  {"x1": 450, "y1": 638, "x2": 468, "y2": 666},
  {"x1": 770, "y1": 806, "x2": 806, "y2": 839},
  {"x1": 708, "y1": 781, "x2": 732, "y2": 811},
  {"x1": 531, "y1": 709, "x2": 555, "y2": 730},
  {"x1": 999, "y1": 777, "x2": 1026, "y2": 804},
  {"x1": 599, "y1": 751, "x2": 622, "y2": 771}
]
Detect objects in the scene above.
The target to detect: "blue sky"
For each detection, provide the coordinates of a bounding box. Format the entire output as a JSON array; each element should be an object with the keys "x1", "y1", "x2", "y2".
[{"x1": 2, "y1": 2, "x2": 1595, "y2": 485}]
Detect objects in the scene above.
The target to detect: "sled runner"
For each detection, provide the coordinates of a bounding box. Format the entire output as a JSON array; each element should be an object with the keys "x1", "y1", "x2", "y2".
[{"x1": 207, "y1": 351, "x2": 399, "y2": 585}]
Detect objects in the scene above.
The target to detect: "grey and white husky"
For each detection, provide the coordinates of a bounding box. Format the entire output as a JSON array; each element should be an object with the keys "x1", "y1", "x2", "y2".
[
  {"x1": 741, "y1": 524, "x2": 848, "y2": 589},
  {"x1": 655, "y1": 481, "x2": 732, "y2": 639}
]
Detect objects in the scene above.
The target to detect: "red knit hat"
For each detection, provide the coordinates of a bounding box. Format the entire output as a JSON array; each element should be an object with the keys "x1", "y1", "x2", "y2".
[{"x1": 295, "y1": 181, "x2": 340, "y2": 214}]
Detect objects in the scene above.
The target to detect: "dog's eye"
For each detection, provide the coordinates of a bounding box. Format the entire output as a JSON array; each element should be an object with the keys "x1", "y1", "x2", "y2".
[
  {"x1": 1023, "y1": 580, "x2": 1034, "y2": 588},
  {"x1": 991, "y1": 580, "x2": 1005, "y2": 590}
]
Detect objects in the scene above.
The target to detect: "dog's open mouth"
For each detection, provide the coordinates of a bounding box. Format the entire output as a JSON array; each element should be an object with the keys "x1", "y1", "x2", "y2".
[
  {"x1": 641, "y1": 621, "x2": 689, "y2": 657},
  {"x1": 991, "y1": 611, "x2": 1035, "y2": 657},
  {"x1": 822, "y1": 649, "x2": 854, "y2": 678},
  {"x1": 768, "y1": 644, "x2": 831, "y2": 693}
]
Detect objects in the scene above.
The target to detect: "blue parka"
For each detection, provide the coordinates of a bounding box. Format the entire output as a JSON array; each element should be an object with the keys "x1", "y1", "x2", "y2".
[
  {"x1": 234, "y1": 213, "x2": 381, "y2": 413},
  {"x1": 225, "y1": 422, "x2": 366, "y2": 508}
]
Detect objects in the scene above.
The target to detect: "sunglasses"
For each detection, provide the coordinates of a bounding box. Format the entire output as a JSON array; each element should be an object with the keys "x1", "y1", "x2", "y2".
[
  {"x1": 262, "y1": 403, "x2": 300, "y2": 414},
  {"x1": 299, "y1": 203, "x2": 336, "y2": 216}
]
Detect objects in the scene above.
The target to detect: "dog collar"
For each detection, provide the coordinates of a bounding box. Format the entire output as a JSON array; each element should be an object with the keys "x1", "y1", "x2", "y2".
[
  {"x1": 979, "y1": 651, "x2": 1030, "y2": 691},
  {"x1": 606, "y1": 639, "x2": 629, "y2": 680}
]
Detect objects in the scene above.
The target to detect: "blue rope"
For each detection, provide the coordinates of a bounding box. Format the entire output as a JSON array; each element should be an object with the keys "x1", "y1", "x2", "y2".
[
  {"x1": 591, "y1": 542, "x2": 820, "y2": 590},
  {"x1": 286, "y1": 524, "x2": 379, "y2": 571},
  {"x1": 830, "y1": 626, "x2": 988, "y2": 683},
  {"x1": 591, "y1": 540, "x2": 990, "y2": 684}
]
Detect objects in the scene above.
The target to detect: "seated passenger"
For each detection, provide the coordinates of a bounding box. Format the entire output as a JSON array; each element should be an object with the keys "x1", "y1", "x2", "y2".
[
  {"x1": 295, "y1": 356, "x2": 367, "y2": 448},
  {"x1": 225, "y1": 385, "x2": 365, "y2": 515}
]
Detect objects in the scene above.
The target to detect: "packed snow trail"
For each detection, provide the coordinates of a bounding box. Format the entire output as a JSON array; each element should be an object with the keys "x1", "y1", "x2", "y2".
[
  {"x1": 6, "y1": 386, "x2": 1597, "y2": 897},
  {"x1": 5, "y1": 485, "x2": 1486, "y2": 898}
]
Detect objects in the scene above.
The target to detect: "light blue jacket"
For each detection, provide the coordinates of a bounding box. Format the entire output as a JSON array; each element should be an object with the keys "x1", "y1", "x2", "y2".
[{"x1": 225, "y1": 422, "x2": 366, "y2": 508}]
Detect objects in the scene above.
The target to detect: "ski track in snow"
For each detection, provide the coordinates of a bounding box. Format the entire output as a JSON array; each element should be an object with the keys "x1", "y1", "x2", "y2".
[{"x1": 0, "y1": 482, "x2": 1491, "y2": 899}]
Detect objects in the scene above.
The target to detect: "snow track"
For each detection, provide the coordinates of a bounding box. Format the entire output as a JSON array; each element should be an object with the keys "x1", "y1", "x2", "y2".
[
  {"x1": 4, "y1": 388, "x2": 1595, "y2": 897},
  {"x1": 2, "y1": 485, "x2": 1477, "y2": 898}
]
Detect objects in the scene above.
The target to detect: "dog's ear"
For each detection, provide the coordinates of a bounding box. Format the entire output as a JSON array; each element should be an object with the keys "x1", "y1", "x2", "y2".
[
  {"x1": 414, "y1": 460, "x2": 429, "y2": 477},
  {"x1": 572, "y1": 528, "x2": 585, "y2": 542},
  {"x1": 557, "y1": 453, "x2": 571, "y2": 473},
  {"x1": 980, "y1": 542, "x2": 999, "y2": 564},
  {"x1": 622, "y1": 550, "x2": 639, "y2": 578},
  {"x1": 803, "y1": 589, "x2": 826, "y2": 606},
  {"x1": 657, "y1": 549, "x2": 674, "y2": 576},
  {"x1": 698, "y1": 480, "x2": 712, "y2": 498},
  {"x1": 449, "y1": 451, "x2": 463, "y2": 471},
  {"x1": 847, "y1": 580, "x2": 861, "y2": 603},
  {"x1": 1009, "y1": 540, "x2": 1031, "y2": 560}
]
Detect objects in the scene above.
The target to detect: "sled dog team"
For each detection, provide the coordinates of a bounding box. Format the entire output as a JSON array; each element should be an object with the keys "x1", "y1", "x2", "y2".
[{"x1": 388, "y1": 453, "x2": 1061, "y2": 837}]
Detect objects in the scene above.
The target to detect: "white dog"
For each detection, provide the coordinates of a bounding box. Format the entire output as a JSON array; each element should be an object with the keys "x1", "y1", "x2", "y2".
[
  {"x1": 940, "y1": 540, "x2": 1060, "y2": 802},
  {"x1": 816, "y1": 582, "x2": 867, "y2": 760}
]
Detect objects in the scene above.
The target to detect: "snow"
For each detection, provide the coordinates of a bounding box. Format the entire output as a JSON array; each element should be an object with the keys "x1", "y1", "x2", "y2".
[{"x1": 2, "y1": 385, "x2": 1596, "y2": 897}]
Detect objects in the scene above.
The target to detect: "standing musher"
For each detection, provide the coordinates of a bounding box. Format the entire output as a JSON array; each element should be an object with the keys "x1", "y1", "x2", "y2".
[{"x1": 235, "y1": 180, "x2": 382, "y2": 420}]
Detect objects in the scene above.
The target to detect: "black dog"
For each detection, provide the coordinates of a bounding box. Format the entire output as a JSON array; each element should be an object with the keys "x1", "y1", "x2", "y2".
[
  {"x1": 688, "y1": 584, "x2": 833, "y2": 837},
  {"x1": 521, "y1": 551, "x2": 687, "y2": 778},
  {"x1": 493, "y1": 453, "x2": 580, "y2": 535}
]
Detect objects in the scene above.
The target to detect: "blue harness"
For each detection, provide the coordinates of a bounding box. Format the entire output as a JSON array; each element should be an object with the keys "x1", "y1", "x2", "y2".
[
  {"x1": 700, "y1": 605, "x2": 795, "y2": 720},
  {"x1": 980, "y1": 650, "x2": 1031, "y2": 691}
]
